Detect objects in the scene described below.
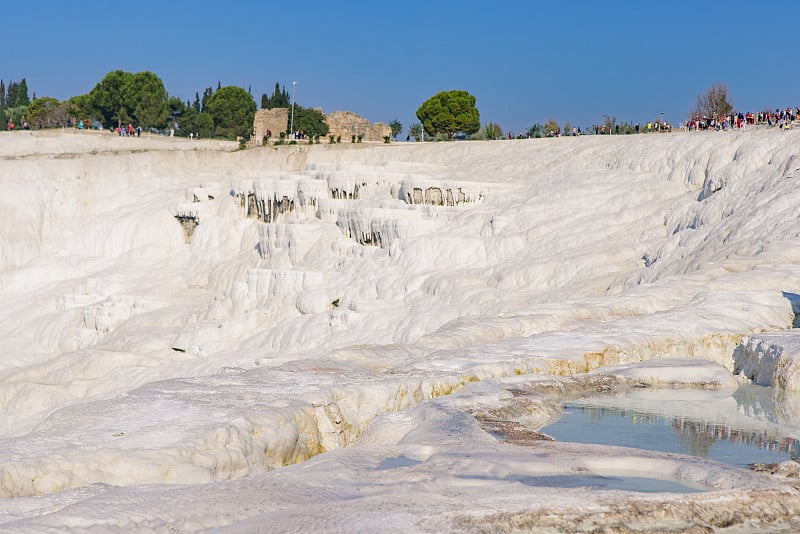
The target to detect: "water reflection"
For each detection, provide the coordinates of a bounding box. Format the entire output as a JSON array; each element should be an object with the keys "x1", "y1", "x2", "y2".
[
  {"x1": 572, "y1": 403, "x2": 800, "y2": 460},
  {"x1": 541, "y1": 384, "x2": 800, "y2": 468}
]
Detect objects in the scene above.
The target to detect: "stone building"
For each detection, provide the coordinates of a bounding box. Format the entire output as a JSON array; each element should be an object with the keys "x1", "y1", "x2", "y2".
[
  {"x1": 252, "y1": 108, "x2": 391, "y2": 145},
  {"x1": 253, "y1": 108, "x2": 289, "y2": 145}
]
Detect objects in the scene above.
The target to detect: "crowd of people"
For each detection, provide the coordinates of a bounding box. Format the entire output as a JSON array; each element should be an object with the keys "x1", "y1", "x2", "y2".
[
  {"x1": 113, "y1": 123, "x2": 142, "y2": 137},
  {"x1": 688, "y1": 107, "x2": 799, "y2": 131}
]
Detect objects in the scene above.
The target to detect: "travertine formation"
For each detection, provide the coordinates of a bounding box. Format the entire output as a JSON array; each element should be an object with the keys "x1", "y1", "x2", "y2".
[{"x1": 252, "y1": 108, "x2": 391, "y2": 145}]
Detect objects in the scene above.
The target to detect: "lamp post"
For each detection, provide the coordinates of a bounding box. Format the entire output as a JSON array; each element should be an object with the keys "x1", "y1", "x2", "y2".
[
  {"x1": 661, "y1": 111, "x2": 664, "y2": 130},
  {"x1": 289, "y1": 81, "x2": 297, "y2": 139}
]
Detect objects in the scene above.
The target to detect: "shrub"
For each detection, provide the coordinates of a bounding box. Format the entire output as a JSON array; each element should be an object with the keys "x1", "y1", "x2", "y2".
[
  {"x1": 482, "y1": 122, "x2": 502, "y2": 140},
  {"x1": 357, "y1": 134, "x2": 363, "y2": 143},
  {"x1": 336, "y1": 135, "x2": 341, "y2": 143},
  {"x1": 279, "y1": 131, "x2": 286, "y2": 140},
  {"x1": 351, "y1": 134, "x2": 356, "y2": 143},
  {"x1": 289, "y1": 140, "x2": 297, "y2": 145},
  {"x1": 383, "y1": 135, "x2": 390, "y2": 143},
  {"x1": 262, "y1": 135, "x2": 270, "y2": 146},
  {"x1": 329, "y1": 135, "x2": 335, "y2": 144},
  {"x1": 239, "y1": 138, "x2": 248, "y2": 150}
]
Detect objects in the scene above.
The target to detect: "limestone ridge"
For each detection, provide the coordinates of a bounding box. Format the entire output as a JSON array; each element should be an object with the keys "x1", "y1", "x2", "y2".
[{"x1": 253, "y1": 108, "x2": 391, "y2": 144}]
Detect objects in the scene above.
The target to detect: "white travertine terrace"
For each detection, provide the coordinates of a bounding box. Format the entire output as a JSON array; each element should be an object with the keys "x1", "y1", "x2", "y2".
[{"x1": 3, "y1": 129, "x2": 800, "y2": 531}]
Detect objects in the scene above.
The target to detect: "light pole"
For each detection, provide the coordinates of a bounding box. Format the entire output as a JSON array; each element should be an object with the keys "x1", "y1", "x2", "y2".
[
  {"x1": 289, "y1": 81, "x2": 297, "y2": 139},
  {"x1": 661, "y1": 111, "x2": 664, "y2": 130}
]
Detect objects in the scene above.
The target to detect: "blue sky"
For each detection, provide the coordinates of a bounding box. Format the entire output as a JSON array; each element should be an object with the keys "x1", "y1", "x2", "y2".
[{"x1": 4, "y1": 1, "x2": 799, "y2": 135}]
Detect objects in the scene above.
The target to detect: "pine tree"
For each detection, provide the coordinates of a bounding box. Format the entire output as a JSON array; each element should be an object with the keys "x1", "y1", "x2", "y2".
[
  {"x1": 15, "y1": 78, "x2": 30, "y2": 107},
  {"x1": 6, "y1": 81, "x2": 18, "y2": 109},
  {"x1": 273, "y1": 82, "x2": 280, "y2": 103},
  {"x1": 262, "y1": 82, "x2": 291, "y2": 109},
  {"x1": 193, "y1": 92, "x2": 200, "y2": 112},
  {"x1": 201, "y1": 87, "x2": 213, "y2": 112},
  {"x1": 0, "y1": 80, "x2": 5, "y2": 109}
]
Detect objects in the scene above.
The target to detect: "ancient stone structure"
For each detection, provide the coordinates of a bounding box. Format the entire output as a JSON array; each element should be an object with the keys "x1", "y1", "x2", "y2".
[
  {"x1": 253, "y1": 108, "x2": 289, "y2": 146},
  {"x1": 324, "y1": 111, "x2": 391, "y2": 143},
  {"x1": 252, "y1": 108, "x2": 390, "y2": 145}
]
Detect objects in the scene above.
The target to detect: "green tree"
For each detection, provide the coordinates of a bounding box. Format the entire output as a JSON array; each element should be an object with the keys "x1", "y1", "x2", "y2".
[
  {"x1": 388, "y1": 118, "x2": 402, "y2": 140},
  {"x1": 544, "y1": 117, "x2": 559, "y2": 136},
  {"x1": 416, "y1": 90, "x2": 480, "y2": 140},
  {"x1": 286, "y1": 105, "x2": 328, "y2": 137},
  {"x1": 90, "y1": 70, "x2": 134, "y2": 126},
  {"x1": 206, "y1": 85, "x2": 256, "y2": 138},
  {"x1": 526, "y1": 123, "x2": 543, "y2": 138},
  {"x1": 201, "y1": 86, "x2": 213, "y2": 112},
  {"x1": 409, "y1": 122, "x2": 422, "y2": 141},
  {"x1": 14, "y1": 78, "x2": 30, "y2": 107},
  {"x1": 66, "y1": 94, "x2": 93, "y2": 123},
  {"x1": 167, "y1": 100, "x2": 211, "y2": 138},
  {"x1": 194, "y1": 112, "x2": 215, "y2": 138},
  {"x1": 87, "y1": 70, "x2": 169, "y2": 128},
  {"x1": 6, "y1": 81, "x2": 19, "y2": 109},
  {"x1": 166, "y1": 96, "x2": 186, "y2": 129},
  {"x1": 0, "y1": 80, "x2": 5, "y2": 109},
  {"x1": 25, "y1": 97, "x2": 60, "y2": 128},
  {"x1": 261, "y1": 82, "x2": 290, "y2": 109},
  {"x1": 128, "y1": 71, "x2": 168, "y2": 128},
  {"x1": 691, "y1": 81, "x2": 733, "y2": 119}
]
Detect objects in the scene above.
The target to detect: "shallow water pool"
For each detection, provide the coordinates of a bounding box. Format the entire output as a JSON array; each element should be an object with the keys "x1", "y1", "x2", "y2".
[{"x1": 541, "y1": 383, "x2": 800, "y2": 469}]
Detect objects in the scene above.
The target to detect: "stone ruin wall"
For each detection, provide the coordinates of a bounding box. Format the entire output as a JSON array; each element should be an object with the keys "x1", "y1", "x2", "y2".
[
  {"x1": 324, "y1": 111, "x2": 391, "y2": 143},
  {"x1": 253, "y1": 108, "x2": 290, "y2": 146},
  {"x1": 252, "y1": 108, "x2": 390, "y2": 145}
]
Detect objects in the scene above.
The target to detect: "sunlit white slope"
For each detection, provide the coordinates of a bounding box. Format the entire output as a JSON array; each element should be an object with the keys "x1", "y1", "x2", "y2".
[
  {"x1": 1, "y1": 373, "x2": 796, "y2": 533},
  {"x1": 2, "y1": 128, "x2": 800, "y2": 530}
]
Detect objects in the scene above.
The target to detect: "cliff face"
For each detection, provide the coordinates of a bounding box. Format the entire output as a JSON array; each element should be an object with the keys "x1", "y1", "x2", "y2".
[{"x1": 252, "y1": 108, "x2": 390, "y2": 144}]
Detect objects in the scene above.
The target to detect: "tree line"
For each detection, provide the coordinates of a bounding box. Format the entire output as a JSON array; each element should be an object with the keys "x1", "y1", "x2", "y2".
[
  {"x1": 0, "y1": 72, "x2": 333, "y2": 139},
  {"x1": 1, "y1": 78, "x2": 34, "y2": 129},
  {"x1": 2, "y1": 73, "x2": 488, "y2": 143},
  {"x1": 3, "y1": 74, "x2": 737, "y2": 142}
]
